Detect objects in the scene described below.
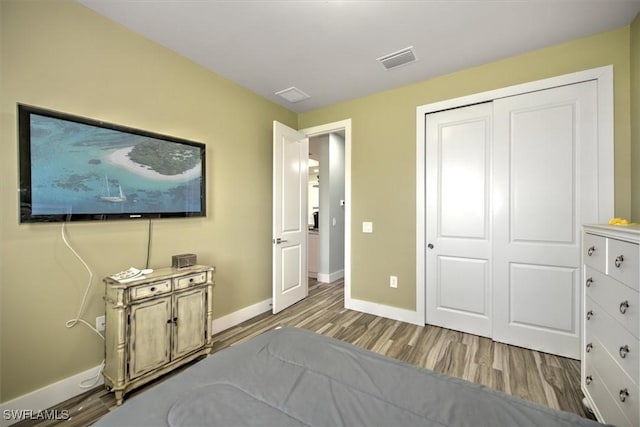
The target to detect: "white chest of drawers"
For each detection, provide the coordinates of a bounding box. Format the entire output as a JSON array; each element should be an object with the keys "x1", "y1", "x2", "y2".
[{"x1": 582, "y1": 225, "x2": 640, "y2": 426}]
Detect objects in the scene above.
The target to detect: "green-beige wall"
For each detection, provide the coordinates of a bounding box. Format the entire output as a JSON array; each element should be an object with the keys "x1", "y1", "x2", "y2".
[
  {"x1": 632, "y1": 14, "x2": 640, "y2": 218},
  {"x1": 1, "y1": 0, "x2": 638, "y2": 404},
  {"x1": 299, "y1": 24, "x2": 635, "y2": 313},
  {"x1": 0, "y1": 1, "x2": 296, "y2": 402}
]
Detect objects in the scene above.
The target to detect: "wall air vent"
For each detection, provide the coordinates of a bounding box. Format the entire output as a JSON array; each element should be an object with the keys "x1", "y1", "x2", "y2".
[
  {"x1": 275, "y1": 86, "x2": 311, "y2": 103},
  {"x1": 377, "y1": 46, "x2": 418, "y2": 70}
]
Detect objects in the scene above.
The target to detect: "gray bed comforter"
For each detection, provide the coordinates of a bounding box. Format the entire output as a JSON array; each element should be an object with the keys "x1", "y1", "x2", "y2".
[{"x1": 93, "y1": 327, "x2": 604, "y2": 426}]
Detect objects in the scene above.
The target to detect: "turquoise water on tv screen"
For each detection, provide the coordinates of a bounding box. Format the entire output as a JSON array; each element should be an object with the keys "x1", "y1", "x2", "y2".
[{"x1": 29, "y1": 114, "x2": 203, "y2": 216}]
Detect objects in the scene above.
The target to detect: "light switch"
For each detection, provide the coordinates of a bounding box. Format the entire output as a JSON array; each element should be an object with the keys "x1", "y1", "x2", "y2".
[{"x1": 362, "y1": 221, "x2": 373, "y2": 233}]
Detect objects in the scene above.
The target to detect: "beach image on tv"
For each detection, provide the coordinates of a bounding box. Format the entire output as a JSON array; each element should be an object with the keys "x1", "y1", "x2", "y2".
[{"x1": 29, "y1": 114, "x2": 203, "y2": 216}]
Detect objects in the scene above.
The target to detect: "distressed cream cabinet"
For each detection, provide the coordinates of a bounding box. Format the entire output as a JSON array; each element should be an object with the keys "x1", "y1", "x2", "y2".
[
  {"x1": 103, "y1": 265, "x2": 215, "y2": 405},
  {"x1": 582, "y1": 225, "x2": 639, "y2": 426}
]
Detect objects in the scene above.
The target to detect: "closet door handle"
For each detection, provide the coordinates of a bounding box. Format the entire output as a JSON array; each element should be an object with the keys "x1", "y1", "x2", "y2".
[
  {"x1": 585, "y1": 277, "x2": 593, "y2": 288},
  {"x1": 586, "y1": 343, "x2": 593, "y2": 353},
  {"x1": 587, "y1": 246, "x2": 596, "y2": 256},
  {"x1": 586, "y1": 310, "x2": 594, "y2": 320},
  {"x1": 585, "y1": 375, "x2": 593, "y2": 385},
  {"x1": 620, "y1": 300, "x2": 629, "y2": 314},
  {"x1": 615, "y1": 255, "x2": 624, "y2": 268}
]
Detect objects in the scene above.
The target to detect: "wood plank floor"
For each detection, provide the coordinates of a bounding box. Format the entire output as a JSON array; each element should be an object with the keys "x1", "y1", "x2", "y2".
[{"x1": 13, "y1": 278, "x2": 595, "y2": 426}]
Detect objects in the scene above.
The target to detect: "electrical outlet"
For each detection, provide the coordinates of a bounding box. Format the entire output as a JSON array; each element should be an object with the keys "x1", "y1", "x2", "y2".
[
  {"x1": 390, "y1": 275, "x2": 398, "y2": 288},
  {"x1": 96, "y1": 315, "x2": 106, "y2": 332}
]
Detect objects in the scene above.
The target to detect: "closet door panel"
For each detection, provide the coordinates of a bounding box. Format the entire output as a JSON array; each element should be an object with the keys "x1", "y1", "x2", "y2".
[
  {"x1": 510, "y1": 104, "x2": 575, "y2": 243},
  {"x1": 492, "y1": 80, "x2": 598, "y2": 359},
  {"x1": 426, "y1": 102, "x2": 493, "y2": 338}
]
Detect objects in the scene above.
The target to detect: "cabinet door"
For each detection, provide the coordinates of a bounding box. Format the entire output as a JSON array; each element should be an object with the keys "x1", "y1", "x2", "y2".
[
  {"x1": 172, "y1": 287, "x2": 207, "y2": 359},
  {"x1": 129, "y1": 297, "x2": 172, "y2": 379}
]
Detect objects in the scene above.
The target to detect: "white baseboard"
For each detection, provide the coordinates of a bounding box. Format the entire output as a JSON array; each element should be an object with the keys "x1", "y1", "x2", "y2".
[
  {"x1": 345, "y1": 297, "x2": 424, "y2": 326},
  {"x1": 0, "y1": 365, "x2": 104, "y2": 427},
  {"x1": 317, "y1": 269, "x2": 344, "y2": 284},
  {"x1": 211, "y1": 298, "x2": 272, "y2": 335}
]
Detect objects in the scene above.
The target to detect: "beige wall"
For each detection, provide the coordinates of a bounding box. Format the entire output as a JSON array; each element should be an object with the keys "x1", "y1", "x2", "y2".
[
  {"x1": 0, "y1": 1, "x2": 296, "y2": 402},
  {"x1": 632, "y1": 14, "x2": 640, "y2": 219},
  {"x1": 299, "y1": 26, "x2": 633, "y2": 312},
  {"x1": 1, "y1": 0, "x2": 637, "y2": 406}
]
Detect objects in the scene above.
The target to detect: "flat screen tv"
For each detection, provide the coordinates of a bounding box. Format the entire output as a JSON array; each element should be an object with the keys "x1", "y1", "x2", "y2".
[{"x1": 18, "y1": 104, "x2": 206, "y2": 223}]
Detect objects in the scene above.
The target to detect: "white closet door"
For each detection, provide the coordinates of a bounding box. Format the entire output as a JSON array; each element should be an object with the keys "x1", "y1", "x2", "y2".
[
  {"x1": 426, "y1": 103, "x2": 493, "y2": 338},
  {"x1": 492, "y1": 81, "x2": 598, "y2": 359}
]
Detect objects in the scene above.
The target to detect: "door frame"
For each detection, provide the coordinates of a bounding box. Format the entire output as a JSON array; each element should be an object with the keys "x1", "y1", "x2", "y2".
[
  {"x1": 416, "y1": 65, "x2": 614, "y2": 325},
  {"x1": 300, "y1": 119, "x2": 352, "y2": 305}
]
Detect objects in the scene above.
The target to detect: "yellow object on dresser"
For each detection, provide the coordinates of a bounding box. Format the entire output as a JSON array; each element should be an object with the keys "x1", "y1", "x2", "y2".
[{"x1": 103, "y1": 265, "x2": 215, "y2": 405}]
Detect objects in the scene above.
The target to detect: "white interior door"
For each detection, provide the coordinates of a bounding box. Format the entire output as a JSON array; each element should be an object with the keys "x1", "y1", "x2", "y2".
[
  {"x1": 426, "y1": 103, "x2": 493, "y2": 338},
  {"x1": 492, "y1": 81, "x2": 598, "y2": 358},
  {"x1": 272, "y1": 121, "x2": 309, "y2": 314}
]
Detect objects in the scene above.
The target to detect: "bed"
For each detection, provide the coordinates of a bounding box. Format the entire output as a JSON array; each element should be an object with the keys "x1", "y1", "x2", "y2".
[{"x1": 93, "y1": 327, "x2": 604, "y2": 426}]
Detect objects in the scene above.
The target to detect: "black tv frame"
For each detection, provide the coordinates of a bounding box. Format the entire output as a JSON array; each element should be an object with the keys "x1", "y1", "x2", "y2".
[{"x1": 18, "y1": 104, "x2": 207, "y2": 223}]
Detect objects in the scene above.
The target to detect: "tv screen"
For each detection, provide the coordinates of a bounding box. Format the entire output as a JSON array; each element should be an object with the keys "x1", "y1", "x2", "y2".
[{"x1": 18, "y1": 104, "x2": 206, "y2": 223}]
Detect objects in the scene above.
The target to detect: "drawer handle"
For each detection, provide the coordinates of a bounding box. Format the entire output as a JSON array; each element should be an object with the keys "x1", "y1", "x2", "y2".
[
  {"x1": 585, "y1": 375, "x2": 593, "y2": 385},
  {"x1": 587, "y1": 246, "x2": 596, "y2": 256},
  {"x1": 620, "y1": 300, "x2": 629, "y2": 314},
  {"x1": 586, "y1": 343, "x2": 593, "y2": 353},
  {"x1": 150, "y1": 287, "x2": 156, "y2": 292},
  {"x1": 615, "y1": 254, "x2": 624, "y2": 268},
  {"x1": 586, "y1": 310, "x2": 594, "y2": 320},
  {"x1": 619, "y1": 388, "x2": 629, "y2": 403},
  {"x1": 585, "y1": 277, "x2": 593, "y2": 288},
  {"x1": 619, "y1": 345, "x2": 630, "y2": 359}
]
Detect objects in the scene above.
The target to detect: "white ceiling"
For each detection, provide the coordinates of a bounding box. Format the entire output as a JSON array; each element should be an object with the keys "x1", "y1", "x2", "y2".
[{"x1": 77, "y1": 0, "x2": 640, "y2": 113}]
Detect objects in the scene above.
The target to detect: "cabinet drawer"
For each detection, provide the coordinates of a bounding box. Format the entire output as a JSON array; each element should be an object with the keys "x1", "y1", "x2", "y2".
[
  {"x1": 175, "y1": 272, "x2": 207, "y2": 290},
  {"x1": 584, "y1": 359, "x2": 634, "y2": 426},
  {"x1": 586, "y1": 295, "x2": 639, "y2": 384},
  {"x1": 584, "y1": 233, "x2": 606, "y2": 272},
  {"x1": 130, "y1": 280, "x2": 171, "y2": 301},
  {"x1": 585, "y1": 266, "x2": 640, "y2": 338},
  {"x1": 607, "y1": 238, "x2": 639, "y2": 290},
  {"x1": 584, "y1": 334, "x2": 639, "y2": 426}
]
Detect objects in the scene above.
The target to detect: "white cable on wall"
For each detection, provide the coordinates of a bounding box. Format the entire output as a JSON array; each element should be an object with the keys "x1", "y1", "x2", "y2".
[{"x1": 61, "y1": 222, "x2": 105, "y2": 388}]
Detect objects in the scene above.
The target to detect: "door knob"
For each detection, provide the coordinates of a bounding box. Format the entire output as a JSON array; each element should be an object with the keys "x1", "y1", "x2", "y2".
[
  {"x1": 273, "y1": 238, "x2": 288, "y2": 244},
  {"x1": 427, "y1": 243, "x2": 434, "y2": 249}
]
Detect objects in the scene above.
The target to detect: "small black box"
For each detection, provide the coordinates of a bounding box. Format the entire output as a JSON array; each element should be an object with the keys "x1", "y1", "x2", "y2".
[{"x1": 172, "y1": 253, "x2": 197, "y2": 269}]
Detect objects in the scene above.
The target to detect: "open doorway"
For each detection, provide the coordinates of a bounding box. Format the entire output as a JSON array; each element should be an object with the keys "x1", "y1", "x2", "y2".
[
  {"x1": 301, "y1": 119, "x2": 352, "y2": 302},
  {"x1": 307, "y1": 132, "x2": 345, "y2": 284}
]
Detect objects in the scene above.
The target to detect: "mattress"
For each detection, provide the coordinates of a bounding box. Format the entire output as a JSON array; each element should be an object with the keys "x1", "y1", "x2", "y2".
[{"x1": 93, "y1": 327, "x2": 604, "y2": 426}]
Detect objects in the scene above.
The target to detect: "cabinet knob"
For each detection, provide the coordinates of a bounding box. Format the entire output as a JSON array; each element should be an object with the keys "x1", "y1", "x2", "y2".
[
  {"x1": 586, "y1": 310, "x2": 594, "y2": 320},
  {"x1": 585, "y1": 277, "x2": 593, "y2": 288},
  {"x1": 620, "y1": 300, "x2": 629, "y2": 314},
  {"x1": 150, "y1": 287, "x2": 156, "y2": 292},
  {"x1": 587, "y1": 246, "x2": 596, "y2": 256},
  {"x1": 586, "y1": 343, "x2": 593, "y2": 353},
  {"x1": 585, "y1": 375, "x2": 593, "y2": 385},
  {"x1": 619, "y1": 388, "x2": 629, "y2": 403},
  {"x1": 615, "y1": 254, "x2": 624, "y2": 268},
  {"x1": 619, "y1": 345, "x2": 630, "y2": 359}
]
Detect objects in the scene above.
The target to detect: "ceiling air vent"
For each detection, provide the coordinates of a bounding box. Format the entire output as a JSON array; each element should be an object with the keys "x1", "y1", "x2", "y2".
[
  {"x1": 275, "y1": 86, "x2": 311, "y2": 103},
  {"x1": 377, "y1": 46, "x2": 417, "y2": 70}
]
